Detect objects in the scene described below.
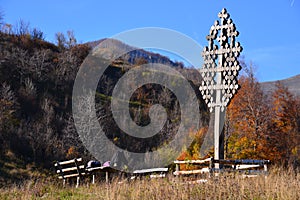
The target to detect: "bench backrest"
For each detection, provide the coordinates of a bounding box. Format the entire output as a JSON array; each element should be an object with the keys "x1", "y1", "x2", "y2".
[{"x1": 54, "y1": 158, "x2": 86, "y2": 180}]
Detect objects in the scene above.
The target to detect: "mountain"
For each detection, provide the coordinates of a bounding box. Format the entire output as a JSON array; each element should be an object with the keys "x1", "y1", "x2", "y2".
[
  {"x1": 87, "y1": 39, "x2": 185, "y2": 68},
  {"x1": 260, "y1": 74, "x2": 300, "y2": 97}
]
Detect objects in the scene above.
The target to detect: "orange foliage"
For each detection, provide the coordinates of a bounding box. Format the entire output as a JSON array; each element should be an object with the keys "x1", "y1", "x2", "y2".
[
  {"x1": 269, "y1": 82, "x2": 300, "y2": 165},
  {"x1": 226, "y1": 73, "x2": 300, "y2": 166},
  {"x1": 66, "y1": 146, "x2": 79, "y2": 159},
  {"x1": 177, "y1": 127, "x2": 208, "y2": 170},
  {"x1": 226, "y1": 74, "x2": 271, "y2": 160}
]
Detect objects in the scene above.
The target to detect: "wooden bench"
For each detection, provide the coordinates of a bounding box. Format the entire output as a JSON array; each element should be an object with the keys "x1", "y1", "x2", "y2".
[
  {"x1": 54, "y1": 158, "x2": 86, "y2": 187},
  {"x1": 86, "y1": 165, "x2": 118, "y2": 184},
  {"x1": 216, "y1": 159, "x2": 270, "y2": 177},
  {"x1": 174, "y1": 158, "x2": 270, "y2": 178},
  {"x1": 174, "y1": 157, "x2": 213, "y2": 176}
]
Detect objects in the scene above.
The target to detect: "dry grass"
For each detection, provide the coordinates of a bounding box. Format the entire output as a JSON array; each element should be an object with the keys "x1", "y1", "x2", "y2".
[{"x1": 0, "y1": 167, "x2": 299, "y2": 200}]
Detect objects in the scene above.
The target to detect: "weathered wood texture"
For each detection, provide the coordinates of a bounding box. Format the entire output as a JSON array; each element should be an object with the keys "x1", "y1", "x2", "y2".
[{"x1": 54, "y1": 158, "x2": 86, "y2": 188}]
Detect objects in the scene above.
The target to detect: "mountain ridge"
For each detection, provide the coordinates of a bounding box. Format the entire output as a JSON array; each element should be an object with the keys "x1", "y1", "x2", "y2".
[
  {"x1": 86, "y1": 39, "x2": 185, "y2": 68},
  {"x1": 261, "y1": 74, "x2": 300, "y2": 96}
]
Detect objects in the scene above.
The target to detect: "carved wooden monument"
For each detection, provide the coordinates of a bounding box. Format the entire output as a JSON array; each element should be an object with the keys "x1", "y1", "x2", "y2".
[{"x1": 199, "y1": 8, "x2": 243, "y2": 169}]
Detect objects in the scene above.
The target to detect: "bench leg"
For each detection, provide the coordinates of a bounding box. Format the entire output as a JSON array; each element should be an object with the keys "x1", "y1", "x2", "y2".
[
  {"x1": 92, "y1": 174, "x2": 95, "y2": 184},
  {"x1": 106, "y1": 172, "x2": 109, "y2": 183},
  {"x1": 264, "y1": 164, "x2": 268, "y2": 172},
  {"x1": 175, "y1": 164, "x2": 179, "y2": 173},
  {"x1": 63, "y1": 179, "x2": 66, "y2": 187},
  {"x1": 76, "y1": 176, "x2": 80, "y2": 188},
  {"x1": 264, "y1": 164, "x2": 268, "y2": 178}
]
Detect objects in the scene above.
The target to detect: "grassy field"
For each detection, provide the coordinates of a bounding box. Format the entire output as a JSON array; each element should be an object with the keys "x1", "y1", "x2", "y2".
[{"x1": 0, "y1": 167, "x2": 299, "y2": 200}]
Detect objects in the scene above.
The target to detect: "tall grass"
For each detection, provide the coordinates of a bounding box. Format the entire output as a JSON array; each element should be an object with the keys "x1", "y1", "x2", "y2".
[{"x1": 0, "y1": 167, "x2": 299, "y2": 200}]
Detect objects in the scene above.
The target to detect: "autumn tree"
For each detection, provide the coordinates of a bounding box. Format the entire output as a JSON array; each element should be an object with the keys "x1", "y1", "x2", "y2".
[
  {"x1": 176, "y1": 127, "x2": 209, "y2": 170},
  {"x1": 225, "y1": 63, "x2": 272, "y2": 160},
  {"x1": 269, "y1": 82, "x2": 300, "y2": 166}
]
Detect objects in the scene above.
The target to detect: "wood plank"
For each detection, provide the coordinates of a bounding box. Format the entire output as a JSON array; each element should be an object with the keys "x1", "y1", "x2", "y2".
[
  {"x1": 133, "y1": 168, "x2": 168, "y2": 174},
  {"x1": 85, "y1": 166, "x2": 105, "y2": 172},
  {"x1": 234, "y1": 164, "x2": 260, "y2": 170},
  {"x1": 86, "y1": 166, "x2": 117, "y2": 173},
  {"x1": 174, "y1": 168, "x2": 210, "y2": 175},
  {"x1": 217, "y1": 159, "x2": 270, "y2": 165},
  {"x1": 56, "y1": 165, "x2": 85, "y2": 174},
  {"x1": 58, "y1": 172, "x2": 86, "y2": 179},
  {"x1": 174, "y1": 158, "x2": 212, "y2": 164},
  {"x1": 54, "y1": 158, "x2": 82, "y2": 166},
  {"x1": 242, "y1": 174, "x2": 258, "y2": 178},
  {"x1": 150, "y1": 174, "x2": 166, "y2": 178}
]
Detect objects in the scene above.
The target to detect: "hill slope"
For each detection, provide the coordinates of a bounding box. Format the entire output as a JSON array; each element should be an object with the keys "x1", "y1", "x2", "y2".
[
  {"x1": 261, "y1": 74, "x2": 300, "y2": 96},
  {"x1": 0, "y1": 32, "x2": 208, "y2": 185}
]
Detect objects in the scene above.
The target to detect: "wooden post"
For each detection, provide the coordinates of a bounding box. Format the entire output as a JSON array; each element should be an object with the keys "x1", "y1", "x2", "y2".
[
  {"x1": 263, "y1": 163, "x2": 268, "y2": 172},
  {"x1": 214, "y1": 54, "x2": 223, "y2": 170},
  {"x1": 105, "y1": 171, "x2": 109, "y2": 183},
  {"x1": 209, "y1": 158, "x2": 213, "y2": 178},
  {"x1": 264, "y1": 163, "x2": 268, "y2": 178},
  {"x1": 176, "y1": 163, "x2": 179, "y2": 173},
  {"x1": 214, "y1": 99, "x2": 220, "y2": 169},
  {"x1": 92, "y1": 174, "x2": 95, "y2": 184},
  {"x1": 76, "y1": 176, "x2": 80, "y2": 188}
]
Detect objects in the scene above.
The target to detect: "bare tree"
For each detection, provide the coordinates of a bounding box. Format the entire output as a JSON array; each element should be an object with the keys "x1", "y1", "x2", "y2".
[
  {"x1": 1, "y1": 23, "x2": 12, "y2": 34},
  {"x1": 14, "y1": 19, "x2": 30, "y2": 36},
  {"x1": 31, "y1": 28, "x2": 44, "y2": 40},
  {"x1": 55, "y1": 32, "x2": 67, "y2": 49},
  {"x1": 66, "y1": 30, "x2": 77, "y2": 48},
  {"x1": 25, "y1": 98, "x2": 59, "y2": 162},
  {"x1": 158, "y1": 87, "x2": 173, "y2": 107},
  {"x1": 0, "y1": 83, "x2": 17, "y2": 150},
  {"x1": 0, "y1": 9, "x2": 4, "y2": 28},
  {"x1": 55, "y1": 30, "x2": 77, "y2": 49},
  {"x1": 54, "y1": 49, "x2": 79, "y2": 85},
  {"x1": 62, "y1": 114, "x2": 84, "y2": 158},
  {"x1": 24, "y1": 77, "x2": 36, "y2": 97},
  {"x1": 29, "y1": 49, "x2": 51, "y2": 80},
  {"x1": 0, "y1": 83, "x2": 17, "y2": 126}
]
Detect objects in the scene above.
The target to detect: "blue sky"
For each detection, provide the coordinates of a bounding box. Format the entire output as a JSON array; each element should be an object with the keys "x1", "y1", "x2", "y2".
[{"x1": 1, "y1": 0, "x2": 300, "y2": 82}]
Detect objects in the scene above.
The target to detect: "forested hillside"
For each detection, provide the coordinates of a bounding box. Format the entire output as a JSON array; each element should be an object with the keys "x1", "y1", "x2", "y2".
[
  {"x1": 0, "y1": 29, "x2": 92, "y2": 184},
  {"x1": 0, "y1": 24, "x2": 209, "y2": 185}
]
